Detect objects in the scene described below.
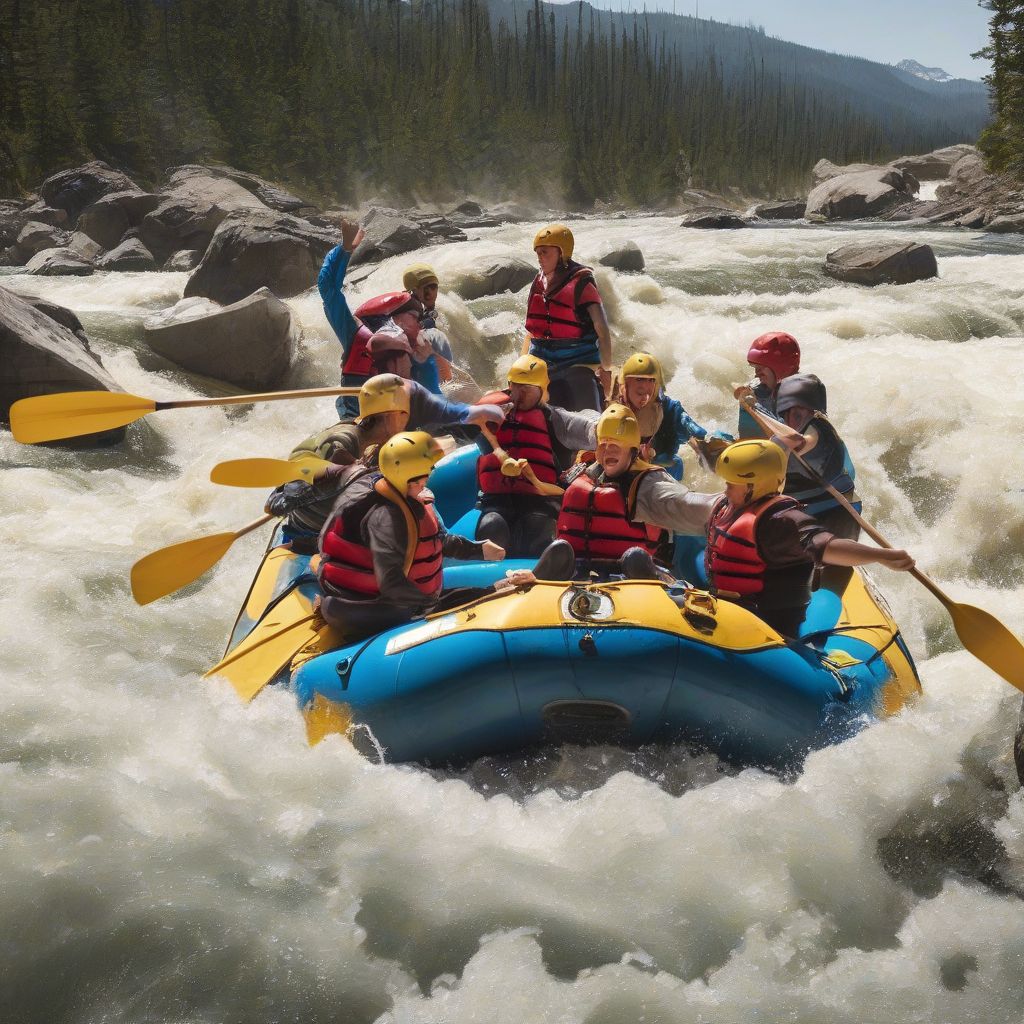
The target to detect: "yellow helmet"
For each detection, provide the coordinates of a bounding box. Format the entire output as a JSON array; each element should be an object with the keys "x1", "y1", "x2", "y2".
[
  {"x1": 597, "y1": 403, "x2": 642, "y2": 450},
  {"x1": 715, "y1": 439, "x2": 787, "y2": 501},
  {"x1": 357, "y1": 373, "x2": 411, "y2": 423},
  {"x1": 507, "y1": 354, "x2": 549, "y2": 400},
  {"x1": 378, "y1": 431, "x2": 445, "y2": 493},
  {"x1": 621, "y1": 351, "x2": 664, "y2": 391},
  {"x1": 533, "y1": 223, "x2": 574, "y2": 262},
  {"x1": 402, "y1": 263, "x2": 439, "y2": 292}
]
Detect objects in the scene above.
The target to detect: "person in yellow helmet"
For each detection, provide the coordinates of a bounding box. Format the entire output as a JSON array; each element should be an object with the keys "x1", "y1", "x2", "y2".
[
  {"x1": 617, "y1": 351, "x2": 733, "y2": 479},
  {"x1": 525, "y1": 223, "x2": 613, "y2": 413},
  {"x1": 703, "y1": 439, "x2": 913, "y2": 636},
  {"x1": 473, "y1": 355, "x2": 600, "y2": 557},
  {"x1": 317, "y1": 431, "x2": 509, "y2": 638},
  {"x1": 266, "y1": 374, "x2": 506, "y2": 549},
  {"x1": 402, "y1": 263, "x2": 441, "y2": 328}
]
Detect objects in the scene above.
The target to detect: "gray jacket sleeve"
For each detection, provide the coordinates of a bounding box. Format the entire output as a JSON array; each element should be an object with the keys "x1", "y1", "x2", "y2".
[
  {"x1": 634, "y1": 473, "x2": 719, "y2": 537},
  {"x1": 547, "y1": 405, "x2": 600, "y2": 451},
  {"x1": 364, "y1": 504, "x2": 436, "y2": 609}
]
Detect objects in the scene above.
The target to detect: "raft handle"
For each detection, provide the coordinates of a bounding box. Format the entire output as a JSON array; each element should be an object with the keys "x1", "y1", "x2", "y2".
[
  {"x1": 335, "y1": 657, "x2": 354, "y2": 689},
  {"x1": 578, "y1": 632, "x2": 598, "y2": 656}
]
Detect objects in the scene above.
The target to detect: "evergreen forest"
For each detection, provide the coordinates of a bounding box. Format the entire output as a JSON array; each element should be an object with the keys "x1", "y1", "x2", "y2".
[
  {"x1": 975, "y1": 0, "x2": 1024, "y2": 178},
  {"x1": 0, "y1": 0, "x2": 992, "y2": 206}
]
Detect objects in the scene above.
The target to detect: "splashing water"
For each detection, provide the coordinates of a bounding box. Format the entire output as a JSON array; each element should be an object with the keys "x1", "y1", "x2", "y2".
[{"x1": 2, "y1": 220, "x2": 1023, "y2": 1023}]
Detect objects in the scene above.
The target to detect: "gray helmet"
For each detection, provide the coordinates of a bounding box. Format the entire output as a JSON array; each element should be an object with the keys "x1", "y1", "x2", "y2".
[{"x1": 775, "y1": 373, "x2": 827, "y2": 415}]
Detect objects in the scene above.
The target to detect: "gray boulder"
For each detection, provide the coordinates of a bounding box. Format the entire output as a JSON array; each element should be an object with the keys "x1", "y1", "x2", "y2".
[
  {"x1": 812, "y1": 159, "x2": 877, "y2": 184},
  {"x1": 163, "y1": 249, "x2": 202, "y2": 271},
  {"x1": 21, "y1": 201, "x2": 70, "y2": 228},
  {"x1": 985, "y1": 213, "x2": 1024, "y2": 234},
  {"x1": 947, "y1": 153, "x2": 990, "y2": 192},
  {"x1": 890, "y1": 144, "x2": 978, "y2": 180},
  {"x1": 752, "y1": 199, "x2": 806, "y2": 220},
  {"x1": 137, "y1": 196, "x2": 230, "y2": 264},
  {"x1": 183, "y1": 210, "x2": 336, "y2": 304},
  {"x1": 78, "y1": 190, "x2": 161, "y2": 249},
  {"x1": 18, "y1": 295, "x2": 93, "y2": 350},
  {"x1": 0, "y1": 201, "x2": 31, "y2": 248},
  {"x1": 597, "y1": 242, "x2": 646, "y2": 273},
  {"x1": 15, "y1": 222, "x2": 70, "y2": 261},
  {"x1": 24, "y1": 247, "x2": 95, "y2": 276},
  {"x1": 350, "y1": 208, "x2": 431, "y2": 266},
  {"x1": 824, "y1": 242, "x2": 938, "y2": 286},
  {"x1": 680, "y1": 209, "x2": 746, "y2": 229},
  {"x1": 456, "y1": 257, "x2": 537, "y2": 300},
  {"x1": 96, "y1": 237, "x2": 156, "y2": 271},
  {"x1": 0, "y1": 285, "x2": 125, "y2": 444},
  {"x1": 39, "y1": 161, "x2": 140, "y2": 223},
  {"x1": 143, "y1": 287, "x2": 297, "y2": 390},
  {"x1": 67, "y1": 231, "x2": 103, "y2": 263},
  {"x1": 805, "y1": 168, "x2": 918, "y2": 221},
  {"x1": 167, "y1": 164, "x2": 305, "y2": 213}
]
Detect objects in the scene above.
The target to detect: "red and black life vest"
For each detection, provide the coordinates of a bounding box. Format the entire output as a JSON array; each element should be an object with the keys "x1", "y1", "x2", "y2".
[
  {"x1": 525, "y1": 264, "x2": 598, "y2": 342},
  {"x1": 318, "y1": 475, "x2": 443, "y2": 597},
  {"x1": 704, "y1": 494, "x2": 812, "y2": 609},
  {"x1": 476, "y1": 392, "x2": 560, "y2": 497},
  {"x1": 341, "y1": 323, "x2": 374, "y2": 378},
  {"x1": 556, "y1": 463, "x2": 665, "y2": 562}
]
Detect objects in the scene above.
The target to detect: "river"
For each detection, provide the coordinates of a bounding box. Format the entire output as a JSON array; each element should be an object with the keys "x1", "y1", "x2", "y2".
[{"x1": 2, "y1": 218, "x2": 1024, "y2": 1023}]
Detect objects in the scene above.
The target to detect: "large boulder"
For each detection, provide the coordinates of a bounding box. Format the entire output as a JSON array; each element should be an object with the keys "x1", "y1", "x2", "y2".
[
  {"x1": 167, "y1": 164, "x2": 305, "y2": 213},
  {"x1": 0, "y1": 285, "x2": 125, "y2": 444},
  {"x1": 824, "y1": 242, "x2": 938, "y2": 285},
  {"x1": 0, "y1": 201, "x2": 31, "y2": 248},
  {"x1": 597, "y1": 242, "x2": 646, "y2": 273},
  {"x1": 24, "y1": 247, "x2": 94, "y2": 276},
  {"x1": 78, "y1": 190, "x2": 161, "y2": 249},
  {"x1": 890, "y1": 144, "x2": 978, "y2": 180},
  {"x1": 805, "y1": 168, "x2": 918, "y2": 221},
  {"x1": 984, "y1": 212, "x2": 1024, "y2": 234},
  {"x1": 39, "y1": 161, "x2": 140, "y2": 224},
  {"x1": 96, "y1": 237, "x2": 156, "y2": 271},
  {"x1": 18, "y1": 295, "x2": 92, "y2": 350},
  {"x1": 752, "y1": 199, "x2": 806, "y2": 220},
  {"x1": 15, "y1": 222, "x2": 70, "y2": 262},
  {"x1": 349, "y1": 207, "x2": 431, "y2": 266},
  {"x1": 680, "y1": 209, "x2": 745, "y2": 229},
  {"x1": 812, "y1": 159, "x2": 877, "y2": 184},
  {"x1": 183, "y1": 210, "x2": 336, "y2": 304},
  {"x1": 213, "y1": 167, "x2": 307, "y2": 212},
  {"x1": 456, "y1": 257, "x2": 537, "y2": 300},
  {"x1": 143, "y1": 287, "x2": 297, "y2": 390},
  {"x1": 947, "y1": 153, "x2": 990, "y2": 193},
  {"x1": 137, "y1": 195, "x2": 230, "y2": 264},
  {"x1": 163, "y1": 249, "x2": 202, "y2": 271},
  {"x1": 21, "y1": 200, "x2": 70, "y2": 229}
]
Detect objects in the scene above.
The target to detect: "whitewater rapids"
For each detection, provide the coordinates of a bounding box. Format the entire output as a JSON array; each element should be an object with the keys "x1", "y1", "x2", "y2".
[{"x1": 2, "y1": 218, "x2": 1024, "y2": 1023}]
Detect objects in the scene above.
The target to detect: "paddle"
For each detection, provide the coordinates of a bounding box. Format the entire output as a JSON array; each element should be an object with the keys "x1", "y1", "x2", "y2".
[
  {"x1": 479, "y1": 423, "x2": 565, "y2": 497},
  {"x1": 736, "y1": 389, "x2": 1024, "y2": 694},
  {"x1": 209, "y1": 456, "x2": 335, "y2": 488},
  {"x1": 10, "y1": 386, "x2": 361, "y2": 444},
  {"x1": 130, "y1": 513, "x2": 275, "y2": 605}
]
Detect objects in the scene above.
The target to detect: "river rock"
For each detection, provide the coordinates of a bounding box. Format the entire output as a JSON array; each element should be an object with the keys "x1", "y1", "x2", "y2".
[
  {"x1": 891, "y1": 144, "x2": 978, "y2": 180},
  {"x1": 21, "y1": 201, "x2": 70, "y2": 229},
  {"x1": 212, "y1": 167, "x2": 307, "y2": 212},
  {"x1": 163, "y1": 249, "x2": 201, "y2": 271},
  {"x1": 24, "y1": 248, "x2": 93, "y2": 277},
  {"x1": 0, "y1": 285, "x2": 125, "y2": 444},
  {"x1": 824, "y1": 241, "x2": 938, "y2": 285},
  {"x1": 984, "y1": 212, "x2": 1024, "y2": 233},
  {"x1": 163, "y1": 165, "x2": 270, "y2": 213},
  {"x1": 78, "y1": 190, "x2": 161, "y2": 249},
  {"x1": 18, "y1": 296, "x2": 93, "y2": 350},
  {"x1": 96, "y1": 237, "x2": 156, "y2": 271},
  {"x1": 598, "y1": 242, "x2": 646, "y2": 272},
  {"x1": 67, "y1": 232, "x2": 104, "y2": 263},
  {"x1": 680, "y1": 209, "x2": 745, "y2": 229},
  {"x1": 752, "y1": 199, "x2": 807, "y2": 220},
  {"x1": 137, "y1": 196, "x2": 230, "y2": 264},
  {"x1": 350, "y1": 208, "x2": 430, "y2": 266},
  {"x1": 947, "y1": 153, "x2": 990, "y2": 192},
  {"x1": 456, "y1": 257, "x2": 537, "y2": 300},
  {"x1": 0, "y1": 201, "x2": 30, "y2": 247},
  {"x1": 812, "y1": 159, "x2": 877, "y2": 184},
  {"x1": 183, "y1": 210, "x2": 336, "y2": 304},
  {"x1": 143, "y1": 287, "x2": 297, "y2": 389},
  {"x1": 15, "y1": 222, "x2": 70, "y2": 261},
  {"x1": 39, "y1": 161, "x2": 140, "y2": 224},
  {"x1": 806, "y1": 168, "x2": 918, "y2": 221}
]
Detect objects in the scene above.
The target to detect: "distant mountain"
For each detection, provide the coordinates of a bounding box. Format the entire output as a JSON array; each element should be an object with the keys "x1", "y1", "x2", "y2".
[{"x1": 897, "y1": 59, "x2": 955, "y2": 83}]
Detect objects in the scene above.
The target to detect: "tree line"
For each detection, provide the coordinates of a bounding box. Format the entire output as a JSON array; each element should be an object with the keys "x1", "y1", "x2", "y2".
[
  {"x1": 0, "y1": 0, "x2": 985, "y2": 205},
  {"x1": 975, "y1": 0, "x2": 1024, "y2": 176}
]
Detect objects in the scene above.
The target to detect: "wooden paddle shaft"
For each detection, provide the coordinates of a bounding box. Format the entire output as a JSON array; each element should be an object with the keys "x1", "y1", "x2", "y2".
[
  {"x1": 739, "y1": 396, "x2": 954, "y2": 608},
  {"x1": 479, "y1": 423, "x2": 564, "y2": 497},
  {"x1": 234, "y1": 513, "x2": 277, "y2": 539},
  {"x1": 156, "y1": 387, "x2": 362, "y2": 411}
]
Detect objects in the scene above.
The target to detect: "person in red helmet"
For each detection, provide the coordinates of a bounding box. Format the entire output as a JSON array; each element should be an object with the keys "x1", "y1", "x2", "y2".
[{"x1": 738, "y1": 331, "x2": 808, "y2": 438}]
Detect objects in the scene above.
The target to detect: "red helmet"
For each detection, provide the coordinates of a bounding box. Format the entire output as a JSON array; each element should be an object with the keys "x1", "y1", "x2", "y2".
[
  {"x1": 354, "y1": 291, "x2": 421, "y2": 319},
  {"x1": 746, "y1": 332, "x2": 800, "y2": 379}
]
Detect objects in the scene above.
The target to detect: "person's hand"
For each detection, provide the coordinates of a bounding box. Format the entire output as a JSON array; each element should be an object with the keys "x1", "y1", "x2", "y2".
[
  {"x1": 500, "y1": 457, "x2": 526, "y2": 478},
  {"x1": 481, "y1": 540, "x2": 506, "y2": 561},
  {"x1": 494, "y1": 569, "x2": 535, "y2": 591},
  {"x1": 341, "y1": 219, "x2": 365, "y2": 253},
  {"x1": 733, "y1": 383, "x2": 755, "y2": 402},
  {"x1": 464, "y1": 404, "x2": 505, "y2": 427},
  {"x1": 881, "y1": 548, "x2": 916, "y2": 572},
  {"x1": 410, "y1": 330, "x2": 433, "y2": 364},
  {"x1": 597, "y1": 366, "x2": 612, "y2": 396}
]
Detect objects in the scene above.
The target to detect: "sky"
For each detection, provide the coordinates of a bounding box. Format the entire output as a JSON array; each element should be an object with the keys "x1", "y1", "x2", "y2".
[{"x1": 550, "y1": 0, "x2": 992, "y2": 80}]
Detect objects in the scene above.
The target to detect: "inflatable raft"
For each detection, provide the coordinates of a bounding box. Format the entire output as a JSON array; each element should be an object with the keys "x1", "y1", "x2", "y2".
[{"x1": 214, "y1": 446, "x2": 921, "y2": 767}]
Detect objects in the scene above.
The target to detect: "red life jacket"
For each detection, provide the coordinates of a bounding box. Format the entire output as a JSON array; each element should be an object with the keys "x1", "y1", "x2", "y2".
[
  {"x1": 703, "y1": 494, "x2": 800, "y2": 597},
  {"x1": 319, "y1": 476, "x2": 443, "y2": 597},
  {"x1": 556, "y1": 463, "x2": 665, "y2": 562},
  {"x1": 476, "y1": 393, "x2": 560, "y2": 496},
  {"x1": 341, "y1": 323, "x2": 374, "y2": 378},
  {"x1": 525, "y1": 266, "x2": 597, "y2": 341}
]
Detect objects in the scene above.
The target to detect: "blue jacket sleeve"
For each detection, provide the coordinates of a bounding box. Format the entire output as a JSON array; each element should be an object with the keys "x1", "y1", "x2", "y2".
[
  {"x1": 411, "y1": 355, "x2": 443, "y2": 395},
  {"x1": 407, "y1": 381, "x2": 472, "y2": 432},
  {"x1": 665, "y1": 396, "x2": 708, "y2": 444},
  {"x1": 318, "y1": 246, "x2": 359, "y2": 354}
]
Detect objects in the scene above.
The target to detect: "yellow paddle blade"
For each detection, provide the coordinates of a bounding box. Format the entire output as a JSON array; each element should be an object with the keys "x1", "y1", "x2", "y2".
[
  {"x1": 131, "y1": 531, "x2": 238, "y2": 606},
  {"x1": 10, "y1": 391, "x2": 157, "y2": 444},
  {"x1": 203, "y1": 589, "x2": 320, "y2": 701},
  {"x1": 950, "y1": 601, "x2": 1024, "y2": 694},
  {"x1": 209, "y1": 456, "x2": 333, "y2": 488}
]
